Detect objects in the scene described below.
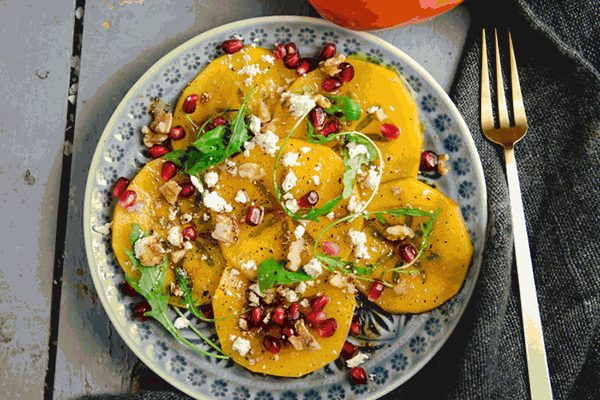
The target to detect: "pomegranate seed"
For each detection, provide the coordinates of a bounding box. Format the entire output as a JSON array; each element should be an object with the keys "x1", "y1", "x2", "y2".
[
  {"x1": 135, "y1": 301, "x2": 151, "y2": 322},
  {"x1": 147, "y1": 144, "x2": 171, "y2": 158},
  {"x1": 182, "y1": 94, "x2": 198, "y2": 114},
  {"x1": 297, "y1": 191, "x2": 319, "y2": 208},
  {"x1": 245, "y1": 206, "x2": 263, "y2": 226},
  {"x1": 182, "y1": 226, "x2": 197, "y2": 242},
  {"x1": 210, "y1": 116, "x2": 227, "y2": 129},
  {"x1": 263, "y1": 335, "x2": 281, "y2": 354},
  {"x1": 350, "y1": 316, "x2": 362, "y2": 336},
  {"x1": 168, "y1": 125, "x2": 186, "y2": 141},
  {"x1": 283, "y1": 53, "x2": 300, "y2": 69},
  {"x1": 336, "y1": 62, "x2": 355, "y2": 83},
  {"x1": 221, "y1": 39, "x2": 243, "y2": 54},
  {"x1": 322, "y1": 241, "x2": 340, "y2": 256},
  {"x1": 121, "y1": 281, "x2": 137, "y2": 297},
  {"x1": 311, "y1": 295, "x2": 329, "y2": 311},
  {"x1": 380, "y1": 123, "x2": 400, "y2": 140},
  {"x1": 309, "y1": 107, "x2": 326, "y2": 129},
  {"x1": 272, "y1": 308, "x2": 285, "y2": 325},
  {"x1": 398, "y1": 243, "x2": 418, "y2": 263},
  {"x1": 287, "y1": 304, "x2": 300, "y2": 321},
  {"x1": 285, "y1": 42, "x2": 298, "y2": 55},
  {"x1": 251, "y1": 307, "x2": 264, "y2": 324},
  {"x1": 200, "y1": 304, "x2": 214, "y2": 320},
  {"x1": 160, "y1": 161, "x2": 178, "y2": 181},
  {"x1": 295, "y1": 58, "x2": 311, "y2": 76},
  {"x1": 282, "y1": 326, "x2": 294, "y2": 339},
  {"x1": 368, "y1": 279, "x2": 385, "y2": 301},
  {"x1": 305, "y1": 310, "x2": 328, "y2": 327},
  {"x1": 273, "y1": 44, "x2": 286, "y2": 61},
  {"x1": 420, "y1": 150, "x2": 439, "y2": 173},
  {"x1": 317, "y1": 318, "x2": 338, "y2": 338},
  {"x1": 111, "y1": 177, "x2": 130, "y2": 198},
  {"x1": 320, "y1": 120, "x2": 342, "y2": 136},
  {"x1": 349, "y1": 366, "x2": 368, "y2": 385},
  {"x1": 319, "y1": 43, "x2": 336, "y2": 61},
  {"x1": 179, "y1": 183, "x2": 195, "y2": 198},
  {"x1": 321, "y1": 77, "x2": 343, "y2": 92},
  {"x1": 341, "y1": 340, "x2": 359, "y2": 359},
  {"x1": 118, "y1": 190, "x2": 137, "y2": 209}
]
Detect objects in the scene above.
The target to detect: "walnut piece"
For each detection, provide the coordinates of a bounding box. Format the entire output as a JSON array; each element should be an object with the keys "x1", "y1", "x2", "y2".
[
  {"x1": 200, "y1": 92, "x2": 211, "y2": 104},
  {"x1": 382, "y1": 225, "x2": 415, "y2": 241},
  {"x1": 238, "y1": 163, "x2": 266, "y2": 181},
  {"x1": 171, "y1": 249, "x2": 187, "y2": 264},
  {"x1": 212, "y1": 214, "x2": 239, "y2": 245},
  {"x1": 329, "y1": 273, "x2": 357, "y2": 294},
  {"x1": 287, "y1": 239, "x2": 304, "y2": 271},
  {"x1": 258, "y1": 99, "x2": 271, "y2": 122},
  {"x1": 289, "y1": 320, "x2": 321, "y2": 352},
  {"x1": 159, "y1": 181, "x2": 182, "y2": 205},
  {"x1": 438, "y1": 154, "x2": 451, "y2": 176},
  {"x1": 142, "y1": 125, "x2": 169, "y2": 147},
  {"x1": 319, "y1": 53, "x2": 346, "y2": 76},
  {"x1": 151, "y1": 110, "x2": 173, "y2": 135},
  {"x1": 394, "y1": 279, "x2": 413, "y2": 295},
  {"x1": 134, "y1": 234, "x2": 165, "y2": 267}
]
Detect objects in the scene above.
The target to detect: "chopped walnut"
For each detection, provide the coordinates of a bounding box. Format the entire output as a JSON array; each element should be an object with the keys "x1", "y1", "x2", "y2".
[
  {"x1": 262, "y1": 288, "x2": 276, "y2": 305},
  {"x1": 328, "y1": 273, "x2": 357, "y2": 294},
  {"x1": 159, "y1": 181, "x2": 182, "y2": 205},
  {"x1": 287, "y1": 239, "x2": 304, "y2": 271},
  {"x1": 212, "y1": 214, "x2": 239, "y2": 245},
  {"x1": 312, "y1": 94, "x2": 332, "y2": 109},
  {"x1": 319, "y1": 53, "x2": 345, "y2": 76},
  {"x1": 394, "y1": 279, "x2": 413, "y2": 295},
  {"x1": 142, "y1": 125, "x2": 169, "y2": 147},
  {"x1": 151, "y1": 110, "x2": 173, "y2": 135},
  {"x1": 375, "y1": 108, "x2": 388, "y2": 121},
  {"x1": 169, "y1": 281, "x2": 184, "y2": 297},
  {"x1": 290, "y1": 320, "x2": 321, "y2": 352},
  {"x1": 438, "y1": 154, "x2": 451, "y2": 176},
  {"x1": 258, "y1": 99, "x2": 271, "y2": 122},
  {"x1": 382, "y1": 225, "x2": 415, "y2": 241},
  {"x1": 391, "y1": 186, "x2": 402, "y2": 196},
  {"x1": 134, "y1": 234, "x2": 165, "y2": 266},
  {"x1": 199, "y1": 92, "x2": 211, "y2": 104},
  {"x1": 238, "y1": 317, "x2": 248, "y2": 330},
  {"x1": 238, "y1": 163, "x2": 266, "y2": 181},
  {"x1": 171, "y1": 249, "x2": 187, "y2": 264},
  {"x1": 261, "y1": 119, "x2": 278, "y2": 135}
]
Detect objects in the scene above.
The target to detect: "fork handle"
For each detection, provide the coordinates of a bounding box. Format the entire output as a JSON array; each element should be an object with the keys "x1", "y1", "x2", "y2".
[{"x1": 505, "y1": 147, "x2": 554, "y2": 399}]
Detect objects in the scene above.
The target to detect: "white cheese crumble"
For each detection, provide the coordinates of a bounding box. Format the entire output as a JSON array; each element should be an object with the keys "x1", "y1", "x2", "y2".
[
  {"x1": 183, "y1": 241, "x2": 193, "y2": 250},
  {"x1": 327, "y1": 211, "x2": 336, "y2": 220},
  {"x1": 235, "y1": 190, "x2": 249, "y2": 204},
  {"x1": 296, "y1": 281, "x2": 307, "y2": 295},
  {"x1": 243, "y1": 77, "x2": 253, "y2": 87},
  {"x1": 190, "y1": 175, "x2": 205, "y2": 193},
  {"x1": 232, "y1": 336, "x2": 252, "y2": 357},
  {"x1": 283, "y1": 93, "x2": 316, "y2": 118},
  {"x1": 173, "y1": 317, "x2": 190, "y2": 329},
  {"x1": 253, "y1": 130, "x2": 280, "y2": 156},
  {"x1": 346, "y1": 352, "x2": 370, "y2": 368},
  {"x1": 347, "y1": 194, "x2": 364, "y2": 213},
  {"x1": 204, "y1": 171, "x2": 219, "y2": 188},
  {"x1": 347, "y1": 142, "x2": 369, "y2": 159},
  {"x1": 312, "y1": 175, "x2": 320, "y2": 185},
  {"x1": 241, "y1": 260, "x2": 257, "y2": 275},
  {"x1": 304, "y1": 258, "x2": 323, "y2": 277},
  {"x1": 237, "y1": 64, "x2": 262, "y2": 77},
  {"x1": 281, "y1": 152, "x2": 301, "y2": 167},
  {"x1": 261, "y1": 54, "x2": 275, "y2": 64},
  {"x1": 367, "y1": 106, "x2": 379, "y2": 114},
  {"x1": 282, "y1": 171, "x2": 298, "y2": 192},
  {"x1": 300, "y1": 298, "x2": 310, "y2": 308},
  {"x1": 249, "y1": 114, "x2": 261, "y2": 136},
  {"x1": 243, "y1": 53, "x2": 251, "y2": 62},
  {"x1": 348, "y1": 229, "x2": 370, "y2": 260},
  {"x1": 376, "y1": 108, "x2": 388, "y2": 121},
  {"x1": 285, "y1": 199, "x2": 299, "y2": 213},
  {"x1": 300, "y1": 146, "x2": 311, "y2": 154},
  {"x1": 167, "y1": 226, "x2": 184, "y2": 247},
  {"x1": 203, "y1": 191, "x2": 233, "y2": 213},
  {"x1": 364, "y1": 167, "x2": 380, "y2": 190},
  {"x1": 168, "y1": 207, "x2": 178, "y2": 221},
  {"x1": 293, "y1": 225, "x2": 306, "y2": 239},
  {"x1": 281, "y1": 288, "x2": 299, "y2": 303}
]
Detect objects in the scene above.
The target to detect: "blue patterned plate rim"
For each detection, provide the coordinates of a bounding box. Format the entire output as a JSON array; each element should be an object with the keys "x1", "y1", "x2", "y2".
[{"x1": 84, "y1": 15, "x2": 487, "y2": 400}]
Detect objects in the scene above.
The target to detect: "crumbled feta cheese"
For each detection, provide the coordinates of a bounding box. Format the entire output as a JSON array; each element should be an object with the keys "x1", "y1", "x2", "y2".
[
  {"x1": 346, "y1": 352, "x2": 370, "y2": 368},
  {"x1": 173, "y1": 317, "x2": 190, "y2": 329},
  {"x1": 327, "y1": 211, "x2": 336, "y2": 220},
  {"x1": 203, "y1": 191, "x2": 233, "y2": 213},
  {"x1": 248, "y1": 291, "x2": 260, "y2": 307},
  {"x1": 249, "y1": 283, "x2": 262, "y2": 296},
  {"x1": 300, "y1": 298, "x2": 310, "y2": 308},
  {"x1": 364, "y1": 167, "x2": 380, "y2": 190},
  {"x1": 287, "y1": 239, "x2": 304, "y2": 271},
  {"x1": 281, "y1": 288, "x2": 299, "y2": 303},
  {"x1": 282, "y1": 171, "x2": 298, "y2": 192},
  {"x1": 241, "y1": 260, "x2": 257, "y2": 275},
  {"x1": 347, "y1": 142, "x2": 369, "y2": 159},
  {"x1": 376, "y1": 108, "x2": 388, "y2": 121},
  {"x1": 167, "y1": 226, "x2": 183, "y2": 247},
  {"x1": 254, "y1": 130, "x2": 280, "y2": 156},
  {"x1": 348, "y1": 229, "x2": 370, "y2": 260},
  {"x1": 244, "y1": 141, "x2": 255, "y2": 150},
  {"x1": 203, "y1": 213, "x2": 210, "y2": 221},
  {"x1": 243, "y1": 76, "x2": 253, "y2": 87},
  {"x1": 296, "y1": 281, "x2": 307, "y2": 295},
  {"x1": 347, "y1": 194, "x2": 364, "y2": 213},
  {"x1": 283, "y1": 93, "x2": 316, "y2": 118},
  {"x1": 235, "y1": 190, "x2": 249, "y2": 204},
  {"x1": 285, "y1": 199, "x2": 299, "y2": 213},
  {"x1": 243, "y1": 53, "x2": 251, "y2": 62},
  {"x1": 281, "y1": 152, "x2": 300, "y2": 167},
  {"x1": 237, "y1": 64, "x2": 262, "y2": 77},
  {"x1": 312, "y1": 175, "x2": 320, "y2": 185},
  {"x1": 190, "y1": 175, "x2": 205, "y2": 193},
  {"x1": 294, "y1": 225, "x2": 305, "y2": 239},
  {"x1": 300, "y1": 146, "x2": 311, "y2": 154},
  {"x1": 204, "y1": 171, "x2": 219, "y2": 188},
  {"x1": 282, "y1": 192, "x2": 294, "y2": 200},
  {"x1": 249, "y1": 114, "x2": 261, "y2": 136},
  {"x1": 367, "y1": 106, "x2": 379, "y2": 114},
  {"x1": 304, "y1": 258, "x2": 323, "y2": 277},
  {"x1": 232, "y1": 337, "x2": 252, "y2": 357},
  {"x1": 183, "y1": 241, "x2": 193, "y2": 250},
  {"x1": 180, "y1": 213, "x2": 192, "y2": 223},
  {"x1": 261, "y1": 54, "x2": 275, "y2": 64},
  {"x1": 168, "y1": 207, "x2": 178, "y2": 221}
]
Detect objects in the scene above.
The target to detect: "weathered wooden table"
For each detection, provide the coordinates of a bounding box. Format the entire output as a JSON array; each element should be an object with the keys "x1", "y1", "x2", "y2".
[{"x1": 0, "y1": 1, "x2": 469, "y2": 398}]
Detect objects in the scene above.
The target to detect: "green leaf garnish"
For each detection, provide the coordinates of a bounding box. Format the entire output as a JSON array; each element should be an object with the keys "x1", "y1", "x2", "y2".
[
  {"x1": 316, "y1": 254, "x2": 374, "y2": 276},
  {"x1": 323, "y1": 95, "x2": 362, "y2": 121},
  {"x1": 291, "y1": 195, "x2": 342, "y2": 223},
  {"x1": 256, "y1": 258, "x2": 314, "y2": 292},
  {"x1": 341, "y1": 147, "x2": 370, "y2": 199}
]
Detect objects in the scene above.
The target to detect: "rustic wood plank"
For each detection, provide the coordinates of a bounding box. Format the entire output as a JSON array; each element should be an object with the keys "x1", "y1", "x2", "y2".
[{"x1": 0, "y1": 0, "x2": 76, "y2": 399}]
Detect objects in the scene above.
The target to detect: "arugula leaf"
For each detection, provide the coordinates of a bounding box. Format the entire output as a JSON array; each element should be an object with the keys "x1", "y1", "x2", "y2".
[
  {"x1": 191, "y1": 125, "x2": 227, "y2": 154},
  {"x1": 316, "y1": 254, "x2": 374, "y2": 276},
  {"x1": 291, "y1": 195, "x2": 342, "y2": 223},
  {"x1": 256, "y1": 258, "x2": 313, "y2": 292},
  {"x1": 342, "y1": 149, "x2": 370, "y2": 199},
  {"x1": 162, "y1": 150, "x2": 187, "y2": 167},
  {"x1": 224, "y1": 87, "x2": 255, "y2": 159},
  {"x1": 323, "y1": 95, "x2": 361, "y2": 121},
  {"x1": 372, "y1": 208, "x2": 432, "y2": 221},
  {"x1": 129, "y1": 223, "x2": 148, "y2": 248}
]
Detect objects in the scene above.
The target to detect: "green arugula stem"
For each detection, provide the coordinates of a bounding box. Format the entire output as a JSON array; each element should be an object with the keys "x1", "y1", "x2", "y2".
[
  {"x1": 185, "y1": 113, "x2": 199, "y2": 132},
  {"x1": 172, "y1": 307, "x2": 228, "y2": 357}
]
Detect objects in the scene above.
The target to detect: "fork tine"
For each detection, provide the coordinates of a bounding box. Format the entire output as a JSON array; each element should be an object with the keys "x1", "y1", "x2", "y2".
[
  {"x1": 509, "y1": 31, "x2": 528, "y2": 128},
  {"x1": 494, "y1": 28, "x2": 511, "y2": 128},
  {"x1": 480, "y1": 29, "x2": 495, "y2": 131}
]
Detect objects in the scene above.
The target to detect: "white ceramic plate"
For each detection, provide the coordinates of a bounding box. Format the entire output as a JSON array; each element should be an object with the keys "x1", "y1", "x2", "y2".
[{"x1": 84, "y1": 16, "x2": 486, "y2": 400}]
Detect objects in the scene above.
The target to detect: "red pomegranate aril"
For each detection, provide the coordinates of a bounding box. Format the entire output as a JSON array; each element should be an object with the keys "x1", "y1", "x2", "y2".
[
  {"x1": 341, "y1": 340, "x2": 359, "y2": 359},
  {"x1": 160, "y1": 161, "x2": 178, "y2": 181},
  {"x1": 221, "y1": 39, "x2": 243, "y2": 54},
  {"x1": 309, "y1": 107, "x2": 326, "y2": 129},
  {"x1": 273, "y1": 43, "x2": 286, "y2": 61},
  {"x1": 336, "y1": 62, "x2": 355, "y2": 83},
  {"x1": 283, "y1": 53, "x2": 300, "y2": 69},
  {"x1": 368, "y1": 279, "x2": 385, "y2": 301},
  {"x1": 320, "y1": 120, "x2": 342, "y2": 136},
  {"x1": 182, "y1": 94, "x2": 198, "y2": 114},
  {"x1": 168, "y1": 125, "x2": 186, "y2": 141},
  {"x1": 297, "y1": 191, "x2": 319, "y2": 208},
  {"x1": 398, "y1": 243, "x2": 418, "y2": 263},
  {"x1": 251, "y1": 307, "x2": 264, "y2": 324},
  {"x1": 319, "y1": 43, "x2": 336, "y2": 61},
  {"x1": 245, "y1": 206, "x2": 263, "y2": 226},
  {"x1": 121, "y1": 281, "x2": 138, "y2": 297},
  {"x1": 305, "y1": 310, "x2": 328, "y2": 327},
  {"x1": 182, "y1": 226, "x2": 197, "y2": 242},
  {"x1": 380, "y1": 123, "x2": 400, "y2": 140},
  {"x1": 272, "y1": 308, "x2": 286, "y2": 325},
  {"x1": 311, "y1": 295, "x2": 329, "y2": 311},
  {"x1": 287, "y1": 304, "x2": 300, "y2": 321},
  {"x1": 200, "y1": 304, "x2": 214, "y2": 320},
  {"x1": 263, "y1": 336, "x2": 281, "y2": 354},
  {"x1": 317, "y1": 318, "x2": 338, "y2": 338},
  {"x1": 147, "y1": 144, "x2": 171, "y2": 158},
  {"x1": 111, "y1": 177, "x2": 130, "y2": 198},
  {"x1": 282, "y1": 326, "x2": 294, "y2": 339},
  {"x1": 349, "y1": 367, "x2": 368, "y2": 385},
  {"x1": 285, "y1": 42, "x2": 299, "y2": 55},
  {"x1": 210, "y1": 116, "x2": 228, "y2": 128},
  {"x1": 321, "y1": 76, "x2": 343, "y2": 92},
  {"x1": 295, "y1": 58, "x2": 311, "y2": 76},
  {"x1": 179, "y1": 183, "x2": 195, "y2": 198},
  {"x1": 350, "y1": 316, "x2": 362, "y2": 336},
  {"x1": 118, "y1": 190, "x2": 137, "y2": 209},
  {"x1": 135, "y1": 301, "x2": 151, "y2": 322},
  {"x1": 322, "y1": 241, "x2": 340, "y2": 256},
  {"x1": 420, "y1": 150, "x2": 439, "y2": 173}
]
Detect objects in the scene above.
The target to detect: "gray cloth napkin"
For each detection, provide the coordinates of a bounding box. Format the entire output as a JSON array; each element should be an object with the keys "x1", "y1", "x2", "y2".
[{"x1": 78, "y1": 0, "x2": 600, "y2": 399}]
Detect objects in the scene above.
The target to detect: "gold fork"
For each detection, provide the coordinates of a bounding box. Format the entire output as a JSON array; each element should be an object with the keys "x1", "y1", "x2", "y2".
[{"x1": 481, "y1": 28, "x2": 554, "y2": 399}]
